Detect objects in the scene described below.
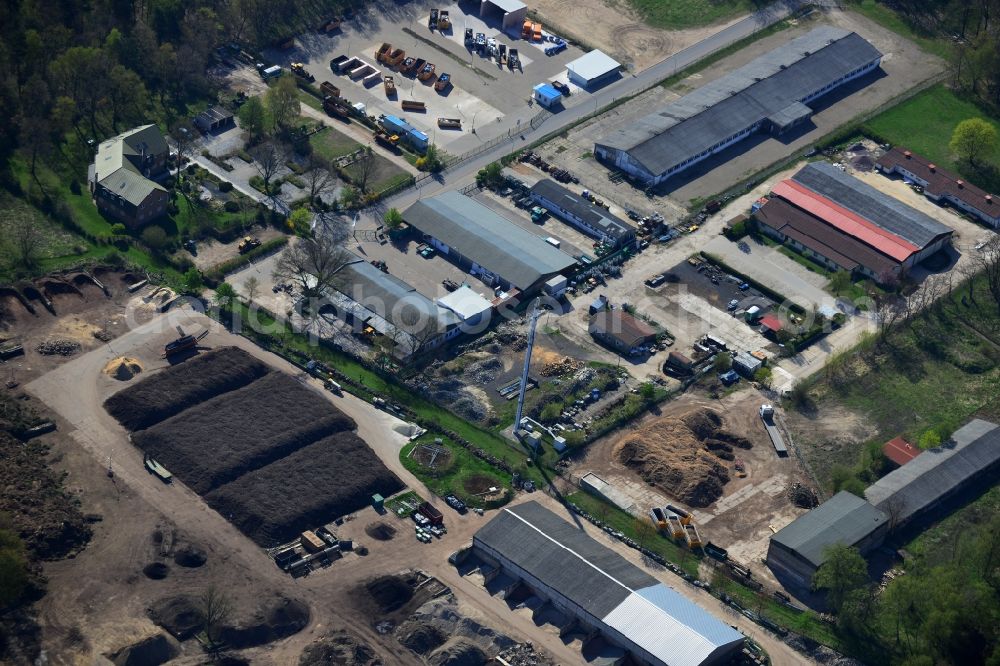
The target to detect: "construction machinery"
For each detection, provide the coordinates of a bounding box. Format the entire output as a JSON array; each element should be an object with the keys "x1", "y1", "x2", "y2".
[
  {"x1": 417, "y1": 62, "x2": 436, "y2": 81},
  {"x1": 383, "y1": 75, "x2": 396, "y2": 97},
  {"x1": 434, "y1": 72, "x2": 451, "y2": 92},
  {"x1": 163, "y1": 334, "x2": 196, "y2": 358},
  {"x1": 374, "y1": 130, "x2": 399, "y2": 149},
  {"x1": 514, "y1": 300, "x2": 543, "y2": 438},
  {"x1": 437, "y1": 10, "x2": 451, "y2": 30},
  {"x1": 290, "y1": 62, "x2": 314, "y2": 81},
  {"x1": 238, "y1": 235, "x2": 262, "y2": 253},
  {"x1": 437, "y1": 117, "x2": 461, "y2": 129},
  {"x1": 401, "y1": 100, "x2": 426, "y2": 112}
]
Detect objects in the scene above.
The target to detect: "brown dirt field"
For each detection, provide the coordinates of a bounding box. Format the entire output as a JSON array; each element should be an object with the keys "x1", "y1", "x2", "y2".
[
  {"x1": 463, "y1": 473, "x2": 501, "y2": 496},
  {"x1": 411, "y1": 442, "x2": 454, "y2": 471},
  {"x1": 529, "y1": 0, "x2": 745, "y2": 71}
]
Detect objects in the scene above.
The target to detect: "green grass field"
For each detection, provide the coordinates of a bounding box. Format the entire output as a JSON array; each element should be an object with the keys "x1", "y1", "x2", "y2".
[
  {"x1": 862, "y1": 85, "x2": 1000, "y2": 189},
  {"x1": 401, "y1": 434, "x2": 514, "y2": 509},
  {"x1": 309, "y1": 127, "x2": 361, "y2": 161},
  {"x1": 848, "y1": 0, "x2": 955, "y2": 61},
  {"x1": 628, "y1": 0, "x2": 758, "y2": 30}
]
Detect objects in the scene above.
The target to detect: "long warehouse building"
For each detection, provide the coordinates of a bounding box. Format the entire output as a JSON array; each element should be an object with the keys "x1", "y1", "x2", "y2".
[
  {"x1": 474, "y1": 501, "x2": 745, "y2": 666},
  {"x1": 594, "y1": 27, "x2": 882, "y2": 186},
  {"x1": 754, "y1": 162, "x2": 953, "y2": 280},
  {"x1": 403, "y1": 192, "x2": 577, "y2": 294}
]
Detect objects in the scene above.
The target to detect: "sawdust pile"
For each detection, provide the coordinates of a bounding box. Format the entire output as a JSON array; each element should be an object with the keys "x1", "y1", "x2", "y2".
[
  {"x1": 104, "y1": 356, "x2": 143, "y2": 381},
  {"x1": 614, "y1": 409, "x2": 752, "y2": 507}
]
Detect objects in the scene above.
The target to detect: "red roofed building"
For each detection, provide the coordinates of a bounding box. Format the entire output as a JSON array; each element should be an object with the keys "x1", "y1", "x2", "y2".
[
  {"x1": 754, "y1": 162, "x2": 953, "y2": 283},
  {"x1": 759, "y1": 314, "x2": 783, "y2": 334},
  {"x1": 876, "y1": 147, "x2": 1000, "y2": 228},
  {"x1": 882, "y1": 436, "x2": 921, "y2": 469}
]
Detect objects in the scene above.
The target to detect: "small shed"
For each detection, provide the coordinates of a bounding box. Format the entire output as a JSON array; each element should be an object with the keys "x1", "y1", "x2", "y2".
[
  {"x1": 371, "y1": 493, "x2": 384, "y2": 511},
  {"x1": 719, "y1": 370, "x2": 739, "y2": 386},
  {"x1": 882, "y1": 436, "x2": 921, "y2": 469},
  {"x1": 566, "y1": 50, "x2": 622, "y2": 88},
  {"x1": 193, "y1": 106, "x2": 235, "y2": 134},
  {"x1": 543, "y1": 275, "x2": 568, "y2": 297},
  {"x1": 588, "y1": 294, "x2": 608, "y2": 315},
  {"x1": 759, "y1": 314, "x2": 783, "y2": 334},
  {"x1": 532, "y1": 83, "x2": 563, "y2": 110},
  {"x1": 733, "y1": 351, "x2": 763, "y2": 377}
]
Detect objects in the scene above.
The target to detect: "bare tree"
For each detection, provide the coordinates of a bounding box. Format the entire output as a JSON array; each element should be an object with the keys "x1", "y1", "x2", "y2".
[
  {"x1": 6, "y1": 213, "x2": 44, "y2": 272},
  {"x1": 304, "y1": 156, "x2": 335, "y2": 204},
  {"x1": 250, "y1": 141, "x2": 287, "y2": 195},
  {"x1": 633, "y1": 517, "x2": 656, "y2": 551},
  {"x1": 883, "y1": 495, "x2": 906, "y2": 535},
  {"x1": 971, "y1": 236, "x2": 1000, "y2": 310},
  {"x1": 199, "y1": 586, "x2": 233, "y2": 648},
  {"x1": 273, "y1": 234, "x2": 352, "y2": 298},
  {"x1": 243, "y1": 276, "x2": 260, "y2": 303},
  {"x1": 351, "y1": 146, "x2": 376, "y2": 193},
  {"x1": 171, "y1": 121, "x2": 195, "y2": 182},
  {"x1": 958, "y1": 261, "x2": 979, "y2": 305},
  {"x1": 872, "y1": 291, "x2": 906, "y2": 346}
]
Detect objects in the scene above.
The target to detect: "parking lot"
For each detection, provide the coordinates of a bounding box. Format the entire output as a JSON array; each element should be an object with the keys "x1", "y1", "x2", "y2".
[
  {"x1": 472, "y1": 189, "x2": 593, "y2": 260},
  {"x1": 264, "y1": 0, "x2": 589, "y2": 154}
]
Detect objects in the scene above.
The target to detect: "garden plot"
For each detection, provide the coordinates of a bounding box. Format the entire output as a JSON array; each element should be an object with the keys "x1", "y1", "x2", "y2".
[{"x1": 104, "y1": 346, "x2": 402, "y2": 547}]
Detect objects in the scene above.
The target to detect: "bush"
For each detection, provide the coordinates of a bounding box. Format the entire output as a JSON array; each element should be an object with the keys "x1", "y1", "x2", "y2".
[
  {"x1": 724, "y1": 218, "x2": 748, "y2": 240},
  {"x1": 141, "y1": 226, "x2": 169, "y2": 251},
  {"x1": 219, "y1": 181, "x2": 234, "y2": 193},
  {"x1": 186, "y1": 164, "x2": 197, "y2": 175},
  {"x1": 111, "y1": 223, "x2": 128, "y2": 235},
  {"x1": 69, "y1": 179, "x2": 82, "y2": 195},
  {"x1": 224, "y1": 200, "x2": 240, "y2": 213}
]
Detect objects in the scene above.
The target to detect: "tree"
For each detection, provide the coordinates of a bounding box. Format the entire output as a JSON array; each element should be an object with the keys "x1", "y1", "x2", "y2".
[
  {"x1": 250, "y1": 141, "x2": 286, "y2": 195},
  {"x1": 950, "y1": 118, "x2": 997, "y2": 167},
  {"x1": 273, "y1": 234, "x2": 352, "y2": 298},
  {"x1": 829, "y1": 270, "x2": 852, "y2": 295},
  {"x1": 6, "y1": 213, "x2": 43, "y2": 272},
  {"x1": 383, "y1": 207, "x2": 403, "y2": 229},
  {"x1": 813, "y1": 544, "x2": 868, "y2": 612},
  {"x1": 265, "y1": 75, "x2": 300, "y2": 131},
  {"x1": 198, "y1": 585, "x2": 233, "y2": 648},
  {"x1": 971, "y1": 236, "x2": 1000, "y2": 311},
  {"x1": 351, "y1": 146, "x2": 376, "y2": 193},
  {"x1": 238, "y1": 96, "x2": 268, "y2": 144},
  {"x1": 243, "y1": 276, "x2": 260, "y2": 303},
  {"x1": 214, "y1": 282, "x2": 236, "y2": 310},
  {"x1": 183, "y1": 267, "x2": 204, "y2": 294},
  {"x1": 416, "y1": 144, "x2": 444, "y2": 172},
  {"x1": 712, "y1": 352, "x2": 732, "y2": 372},
  {"x1": 633, "y1": 517, "x2": 656, "y2": 550},
  {"x1": 477, "y1": 161, "x2": 504, "y2": 189},
  {"x1": 140, "y1": 225, "x2": 168, "y2": 251},
  {"x1": 339, "y1": 185, "x2": 360, "y2": 209},
  {"x1": 303, "y1": 156, "x2": 335, "y2": 204},
  {"x1": 638, "y1": 382, "x2": 656, "y2": 402},
  {"x1": 288, "y1": 207, "x2": 312, "y2": 235}
]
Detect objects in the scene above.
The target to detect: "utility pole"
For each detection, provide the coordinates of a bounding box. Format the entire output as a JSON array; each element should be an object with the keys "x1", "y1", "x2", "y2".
[{"x1": 513, "y1": 300, "x2": 543, "y2": 435}]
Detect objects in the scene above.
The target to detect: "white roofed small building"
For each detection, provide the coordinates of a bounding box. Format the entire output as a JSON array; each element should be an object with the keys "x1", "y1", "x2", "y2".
[
  {"x1": 479, "y1": 0, "x2": 527, "y2": 29},
  {"x1": 436, "y1": 285, "x2": 494, "y2": 329},
  {"x1": 566, "y1": 49, "x2": 622, "y2": 89}
]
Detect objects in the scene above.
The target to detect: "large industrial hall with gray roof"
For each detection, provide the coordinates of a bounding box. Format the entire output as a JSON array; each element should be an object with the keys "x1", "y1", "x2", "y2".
[
  {"x1": 474, "y1": 501, "x2": 745, "y2": 666},
  {"x1": 594, "y1": 27, "x2": 883, "y2": 186}
]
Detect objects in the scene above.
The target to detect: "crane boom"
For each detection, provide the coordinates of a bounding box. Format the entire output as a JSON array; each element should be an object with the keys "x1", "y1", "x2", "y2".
[{"x1": 514, "y1": 301, "x2": 543, "y2": 435}]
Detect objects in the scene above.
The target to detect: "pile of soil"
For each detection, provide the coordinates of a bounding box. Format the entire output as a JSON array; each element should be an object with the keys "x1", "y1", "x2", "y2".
[
  {"x1": 299, "y1": 631, "x2": 380, "y2": 666},
  {"x1": 365, "y1": 522, "x2": 397, "y2": 541},
  {"x1": 219, "y1": 596, "x2": 310, "y2": 649},
  {"x1": 614, "y1": 408, "x2": 750, "y2": 507},
  {"x1": 104, "y1": 347, "x2": 271, "y2": 431},
  {"x1": 463, "y1": 474, "x2": 501, "y2": 496},
  {"x1": 172, "y1": 544, "x2": 207, "y2": 568},
  {"x1": 366, "y1": 575, "x2": 414, "y2": 615},
  {"x1": 35, "y1": 339, "x2": 81, "y2": 356},
  {"x1": 107, "y1": 632, "x2": 179, "y2": 666},
  {"x1": 148, "y1": 595, "x2": 202, "y2": 640},
  {"x1": 104, "y1": 356, "x2": 143, "y2": 381},
  {"x1": 398, "y1": 621, "x2": 447, "y2": 654},
  {"x1": 464, "y1": 357, "x2": 502, "y2": 385},
  {"x1": 429, "y1": 638, "x2": 487, "y2": 666},
  {"x1": 142, "y1": 562, "x2": 169, "y2": 580}
]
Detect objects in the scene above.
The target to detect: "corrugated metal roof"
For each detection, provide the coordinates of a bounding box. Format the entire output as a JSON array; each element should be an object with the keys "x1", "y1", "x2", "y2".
[
  {"x1": 772, "y1": 179, "x2": 917, "y2": 261},
  {"x1": 866, "y1": 420, "x2": 1000, "y2": 525},
  {"x1": 790, "y1": 162, "x2": 952, "y2": 250},
  {"x1": 770, "y1": 491, "x2": 886, "y2": 568},
  {"x1": 485, "y1": 0, "x2": 526, "y2": 12},
  {"x1": 99, "y1": 167, "x2": 165, "y2": 206},
  {"x1": 877, "y1": 147, "x2": 1000, "y2": 220},
  {"x1": 531, "y1": 179, "x2": 634, "y2": 242},
  {"x1": 596, "y1": 28, "x2": 882, "y2": 176},
  {"x1": 93, "y1": 124, "x2": 168, "y2": 206},
  {"x1": 566, "y1": 49, "x2": 621, "y2": 81},
  {"x1": 604, "y1": 587, "x2": 743, "y2": 666},
  {"x1": 475, "y1": 502, "x2": 744, "y2": 666},
  {"x1": 403, "y1": 192, "x2": 576, "y2": 291},
  {"x1": 436, "y1": 285, "x2": 492, "y2": 321}
]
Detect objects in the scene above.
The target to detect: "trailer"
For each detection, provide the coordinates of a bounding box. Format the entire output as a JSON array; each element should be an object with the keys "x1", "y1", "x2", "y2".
[
  {"x1": 666, "y1": 513, "x2": 685, "y2": 539},
  {"x1": 759, "y1": 404, "x2": 788, "y2": 456},
  {"x1": 418, "y1": 502, "x2": 444, "y2": 526},
  {"x1": 400, "y1": 57, "x2": 417, "y2": 74},
  {"x1": 350, "y1": 64, "x2": 375, "y2": 80},
  {"x1": 386, "y1": 48, "x2": 405, "y2": 67},
  {"x1": 437, "y1": 10, "x2": 451, "y2": 30},
  {"x1": 429, "y1": 8, "x2": 438, "y2": 28},
  {"x1": 337, "y1": 56, "x2": 362, "y2": 74},
  {"x1": 401, "y1": 100, "x2": 426, "y2": 112},
  {"x1": 144, "y1": 456, "x2": 173, "y2": 483},
  {"x1": 323, "y1": 96, "x2": 349, "y2": 119},
  {"x1": 650, "y1": 506, "x2": 668, "y2": 529},
  {"x1": 383, "y1": 75, "x2": 396, "y2": 97},
  {"x1": 666, "y1": 503, "x2": 692, "y2": 525},
  {"x1": 375, "y1": 43, "x2": 392, "y2": 63},
  {"x1": 437, "y1": 117, "x2": 461, "y2": 129},
  {"x1": 684, "y1": 523, "x2": 703, "y2": 548},
  {"x1": 362, "y1": 69, "x2": 382, "y2": 87}
]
